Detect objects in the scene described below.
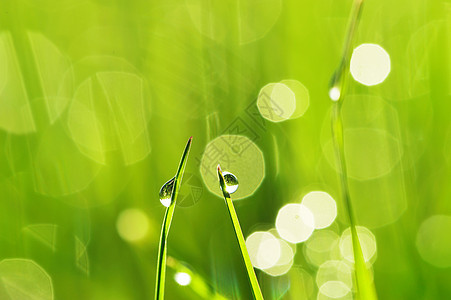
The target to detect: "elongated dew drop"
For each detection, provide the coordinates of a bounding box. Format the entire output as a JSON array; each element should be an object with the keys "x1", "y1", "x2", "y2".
[
  {"x1": 222, "y1": 172, "x2": 239, "y2": 194},
  {"x1": 159, "y1": 177, "x2": 175, "y2": 207}
]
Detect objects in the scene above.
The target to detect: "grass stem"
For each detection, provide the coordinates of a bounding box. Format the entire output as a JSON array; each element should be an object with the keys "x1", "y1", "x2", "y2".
[
  {"x1": 217, "y1": 165, "x2": 264, "y2": 300},
  {"x1": 155, "y1": 136, "x2": 193, "y2": 300},
  {"x1": 329, "y1": 1, "x2": 378, "y2": 299}
]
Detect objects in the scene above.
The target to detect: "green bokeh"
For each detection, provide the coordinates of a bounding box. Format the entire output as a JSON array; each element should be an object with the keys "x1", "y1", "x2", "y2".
[{"x1": 0, "y1": 0, "x2": 450, "y2": 299}]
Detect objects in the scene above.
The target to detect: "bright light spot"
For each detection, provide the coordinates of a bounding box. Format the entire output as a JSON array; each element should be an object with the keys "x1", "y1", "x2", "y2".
[
  {"x1": 200, "y1": 135, "x2": 265, "y2": 200},
  {"x1": 316, "y1": 260, "x2": 352, "y2": 298},
  {"x1": 305, "y1": 230, "x2": 341, "y2": 267},
  {"x1": 286, "y1": 267, "x2": 315, "y2": 299},
  {"x1": 319, "y1": 281, "x2": 351, "y2": 298},
  {"x1": 276, "y1": 204, "x2": 315, "y2": 244},
  {"x1": 302, "y1": 191, "x2": 337, "y2": 229},
  {"x1": 280, "y1": 79, "x2": 310, "y2": 119},
  {"x1": 68, "y1": 71, "x2": 151, "y2": 165},
  {"x1": 257, "y1": 83, "x2": 296, "y2": 122},
  {"x1": 0, "y1": 259, "x2": 53, "y2": 299},
  {"x1": 350, "y1": 43, "x2": 391, "y2": 86},
  {"x1": 262, "y1": 238, "x2": 295, "y2": 276},
  {"x1": 116, "y1": 209, "x2": 150, "y2": 243},
  {"x1": 263, "y1": 260, "x2": 293, "y2": 277},
  {"x1": 317, "y1": 292, "x2": 353, "y2": 300},
  {"x1": 324, "y1": 127, "x2": 403, "y2": 181},
  {"x1": 186, "y1": 0, "x2": 282, "y2": 44},
  {"x1": 416, "y1": 215, "x2": 451, "y2": 268},
  {"x1": 329, "y1": 87, "x2": 341, "y2": 101},
  {"x1": 174, "y1": 272, "x2": 191, "y2": 286},
  {"x1": 339, "y1": 226, "x2": 377, "y2": 264},
  {"x1": 160, "y1": 199, "x2": 171, "y2": 208},
  {"x1": 246, "y1": 231, "x2": 281, "y2": 269}
]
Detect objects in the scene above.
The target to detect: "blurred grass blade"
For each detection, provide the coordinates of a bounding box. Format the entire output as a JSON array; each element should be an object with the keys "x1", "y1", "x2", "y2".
[
  {"x1": 155, "y1": 136, "x2": 193, "y2": 300},
  {"x1": 329, "y1": 0, "x2": 364, "y2": 101},
  {"x1": 217, "y1": 165, "x2": 264, "y2": 300},
  {"x1": 167, "y1": 256, "x2": 228, "y2": 300},
  {"x1": 332, "y1": 103, "x2": 377, "y2": 300},
  {"x1": 329, "y1": 1, "x2": 378, "y2": 299}
]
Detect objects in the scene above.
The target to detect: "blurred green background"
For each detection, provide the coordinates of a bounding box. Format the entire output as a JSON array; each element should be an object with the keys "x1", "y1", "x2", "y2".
[{"x1": 0, "y1": 0, "x2": 450, "y2": 299}]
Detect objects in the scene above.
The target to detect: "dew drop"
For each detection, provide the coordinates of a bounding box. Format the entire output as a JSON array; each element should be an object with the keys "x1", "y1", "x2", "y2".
[
  {"x1": 159, "y1": 177, "x2": 175, "y2": 207},
  {"x1": 329, "y1": 86, "x2": 341, "y2": 101},
  {"x1": 222, "y1": 172, "x2": 239, "y2": 194}
]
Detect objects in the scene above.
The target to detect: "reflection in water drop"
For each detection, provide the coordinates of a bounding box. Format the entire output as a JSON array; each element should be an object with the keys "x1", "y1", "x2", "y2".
[
  {"x1": 159, "y1": 177, "x2": 175, "y2": 207},
  {"x1": 222, "y1": 172, "x2": 239, "y2": 194}
]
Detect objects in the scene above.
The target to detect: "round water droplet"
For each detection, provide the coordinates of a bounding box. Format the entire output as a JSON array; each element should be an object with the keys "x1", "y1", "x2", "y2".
[
  {"x1": 222, "y1": 172, "x2": 239, "y2": 194},
  {"x1": 159, "y1": 177, "x2": 175, "y2": 207}
]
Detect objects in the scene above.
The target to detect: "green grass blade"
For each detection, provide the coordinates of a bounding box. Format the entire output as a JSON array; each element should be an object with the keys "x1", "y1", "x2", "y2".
[
  {"x1": 167, "y1": 256, "x2": 228, "y2": 300},
  {"x1": 329, "y1": 1, "x2": 378, "y2": 299},
  {"x1": 217, "y1": 165, "x2": 264, "y2": 300},
  {"x1": 331, "y1": 105, "x2": 377, "y2": 300},
  {"x1": 329, "y1": 0, "x2": 364, "y2": 99},
  {"x1": 155, "y1": 136, "x2": 193, "y2": 300}
]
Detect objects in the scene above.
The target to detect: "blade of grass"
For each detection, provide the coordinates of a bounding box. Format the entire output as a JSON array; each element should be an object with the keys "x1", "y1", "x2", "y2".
[
  {"x1": 217, "y1": 165, "x2": 264, "y2": 300},
  {"x1": 331, "y1": 104, "x2": 377, "y2": 300},
  {"x1": 167, "y1": 256, "x2": 228, "y2": 300},
  {"x1": 155, "y1": 136, "x2": 193, "y2": 300},
  {"x1": 329, "y1": 0, "x2": 364, "y2": 98},
  {"x1": 329, "y1": 1, "x2": 378, "y2": 299}
]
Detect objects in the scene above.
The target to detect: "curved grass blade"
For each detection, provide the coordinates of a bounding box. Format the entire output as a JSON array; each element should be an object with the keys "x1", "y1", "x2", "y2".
[
  {"x1": 329, "y1": 1, "x2": 378, "y2": 299},
  {"x1": 217, "y1": 165, "x2": 264, "y2": 300},
  {"x1": 155, "y1": 136, "x2": 193, "y2": 300},
  {"x1": 328, "y1": 0, "x2": 364, "y2": 101}
]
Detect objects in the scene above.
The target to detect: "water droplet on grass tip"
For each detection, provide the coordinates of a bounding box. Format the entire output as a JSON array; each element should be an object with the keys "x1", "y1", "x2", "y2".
[
  {"x1": 223, "y1": 171, "x2": 239, "y2": 194},
  {"x1": 159, "y1": 177, "x2": 175, "y2": 207}
]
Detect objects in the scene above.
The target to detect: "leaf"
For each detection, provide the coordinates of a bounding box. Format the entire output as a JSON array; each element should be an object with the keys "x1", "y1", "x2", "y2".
[{"x1": 155, "y1": 136, "x2": 193, "y2": 300}]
